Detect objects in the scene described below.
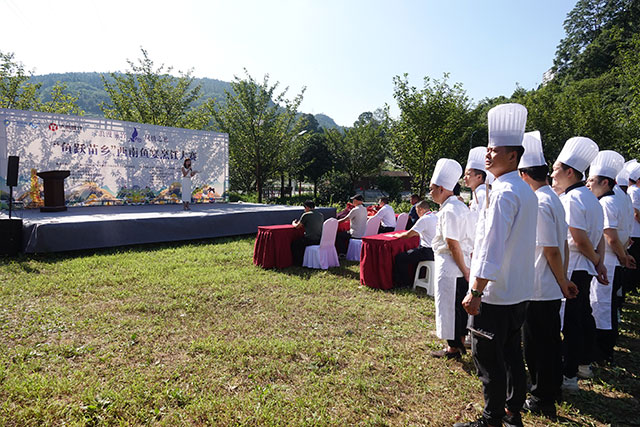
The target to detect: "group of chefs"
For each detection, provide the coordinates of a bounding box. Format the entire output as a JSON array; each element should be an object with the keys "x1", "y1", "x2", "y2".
[{"x1": 419, "y1": 103, "x2": 639, "y2": 427}]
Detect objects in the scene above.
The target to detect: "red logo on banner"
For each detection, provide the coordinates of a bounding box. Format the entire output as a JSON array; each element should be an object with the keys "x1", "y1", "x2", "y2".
[{"x1": 49, "y1": 123, "x2": 58, "y2": 131}]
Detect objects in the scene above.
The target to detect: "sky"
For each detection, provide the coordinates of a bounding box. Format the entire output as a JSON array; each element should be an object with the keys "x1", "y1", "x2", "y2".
[{"x1": 1, "y1": 0, "x2": 577, "y2": 127}]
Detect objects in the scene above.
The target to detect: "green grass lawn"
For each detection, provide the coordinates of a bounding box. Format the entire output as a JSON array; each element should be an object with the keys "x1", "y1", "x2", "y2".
[{"x1": 1, "y1": 235, "x2": 639, "y2": 426}]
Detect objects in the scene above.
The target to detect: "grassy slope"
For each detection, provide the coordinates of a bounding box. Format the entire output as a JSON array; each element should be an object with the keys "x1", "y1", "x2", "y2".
[{"x1": 0, "y1": 236, "x2": 638, "y2": 426}]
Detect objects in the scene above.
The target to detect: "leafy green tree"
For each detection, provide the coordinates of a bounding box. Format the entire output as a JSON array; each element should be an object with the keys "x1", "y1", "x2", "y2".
[
  {"x1": 299, "y1": 132, "x2": 333, "y2": 197},
  {"x1": 375, "y1": 175, "x2": 403, "y2": 203},
  {"x1": 1, "y1": 51, "x2": 83, "y2": 115},
  {"x1": 101, "y1": 48, "x2": 211, "y2": 129},
  {"x1": 211, "y1": 70, "x2": 305, "y2": 203},
  {"x1": 325, "y1": 110, "x2": 388, "y2": 193},
  {"x1": 389, "y1": 73, "x2": 470, "y2": 197}
]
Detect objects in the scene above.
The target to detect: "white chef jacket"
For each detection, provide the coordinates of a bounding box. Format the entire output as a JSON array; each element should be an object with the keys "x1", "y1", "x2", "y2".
[
  {"x1": 346, "y1": 204, "x2": 367, "y2": 238},
  {"x1": 627, "y1": 185, "x2": 640, "y2": 238},
  {"x1": 374, "y1": 204, "x2": 396, "y2": 228},
  {"x1": 560, "y1": 183, "x2": 604, "y2": 276},
  {"x1": 411, "y1": 212, "x2": 438, "y2": 248},
  {"x1": 532, "y1": 185, "x2": 567, "y2": 301},
  {"x1": 613, "y1": 185, "x2": 633, "y2": 247},
  {"x1": 431, "y1": 196, "x2": 474, "y2": 261},
  {"x1": 470, "y1": 183, "x2": 489, "y2": 213},
  {"x1": 470, "y1": 171, "x2": 537, "y2": 305}
]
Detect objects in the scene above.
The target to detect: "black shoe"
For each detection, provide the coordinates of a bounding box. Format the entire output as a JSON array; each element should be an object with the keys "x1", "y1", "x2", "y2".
[
  {"x1": 523, "y1": 397, "x2": 556, "y2": 418},
  {"x1": 502, "y1": 411, "x2": 523, "y2": 427},
  {"x1": 431, "y1": 349, "x2": 462, "y2": 360},
  {"x1": 453, "y1": 417, "x2": 491, "y2": 427}
]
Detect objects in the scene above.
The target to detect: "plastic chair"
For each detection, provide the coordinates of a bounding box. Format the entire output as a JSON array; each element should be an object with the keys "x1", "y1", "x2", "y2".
[
  {"x1": 346, "y1": 216, "x2": 382, "y2": 261},
  {"x1": 413, "y1": 260, "x2": 435, "y2": 296},
  {"x1": 395, "y1": 213, "x2": 409, "y2": 231},
  {"x1": 302, "y1": 218, "x2": 340, "y2": 269}
]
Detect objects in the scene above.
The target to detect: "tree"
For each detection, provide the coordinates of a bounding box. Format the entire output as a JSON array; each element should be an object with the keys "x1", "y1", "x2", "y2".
[
  {"x1": 325, "y1": 110, "x2": 388, "y2": 193},
  {"x1": 389, "y1": 74, "x2": 471, "y2": 197},
  {"x1": 211, "y1": 70, "x2": 305, "y2": 203},
  {"x1": 298, "y1": 132, "x2": 333, "y2": 197},
  {"x1": 101, "y1": 48, "x2": 211, "y2": 129},
  {"x1": 1, "y1": 51, "x2": 83, "y2": 114}
]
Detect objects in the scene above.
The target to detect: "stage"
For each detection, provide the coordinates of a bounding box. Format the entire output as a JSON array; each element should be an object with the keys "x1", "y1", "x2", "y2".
[{"x1": 7, "y1": 203, "x2": 337, "y2": 253}]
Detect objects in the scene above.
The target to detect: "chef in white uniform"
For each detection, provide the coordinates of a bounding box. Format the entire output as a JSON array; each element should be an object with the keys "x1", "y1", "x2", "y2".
[
  {"x1": 518, "y1": 130, "x2": 577, "y2": 418},
  {"x1": 429, "y1": 158, "x2": 474, "y2": 360},
  {"x1": 625, "y1": 161, "x2": 640, "y2": 296},
  {"x1": 456, "y1": 104, "x2": 536, "y2": 427},
  {"x1": 465, "y1": 146, "x2": 491, "y2": 213},
  {"x1": 586, "y1": 151, "x2": 628, "y2": 365},
  {"x1": 550, "y1": 136, "x2": 605, "y2": 391}
]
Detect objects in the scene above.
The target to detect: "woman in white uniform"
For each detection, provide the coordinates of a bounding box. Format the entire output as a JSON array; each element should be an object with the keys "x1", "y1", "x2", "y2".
[
  {"x1": 181, "y1": 158, "x2": 197, "y2": 211},
  {"x1": 429, "y1": 158, "x2": 474, "y2": 359}
]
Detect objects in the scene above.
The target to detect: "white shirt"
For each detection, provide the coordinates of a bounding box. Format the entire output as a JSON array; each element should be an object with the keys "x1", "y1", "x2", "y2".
[
  {"x1": 470, "y1": 183, "x2": 489, "y2": 212},
  {"x1": 560, "y1": 183, "x2": 604, "y2": 276},
  {"x1": 599, "y1": 192, "x2": 620, "y2": 264},
  {"x1": 628, "y1": 185, "x2": 640, "y2": 237},
  {"x1": 470, "y1": 171, "x2": 537, "y2": 305},
  {"x1": 532, "y1": 185, "x2": 567, "y2": 301},
  {"x1": 613, "y1": 185, "x2": 633, "y2": 247},
  {"x1": 411, "y1": 212, "x2": 438, "y2": 248},
  {"x1": 374, "y1": 204, "x2": 396, "y2": 228},
  {"x1": 346, "y1": 204, "x2": 367, "y2": 238},
  {"x1": 431, "y1": 196, "x2": 474, "y2": 262}
]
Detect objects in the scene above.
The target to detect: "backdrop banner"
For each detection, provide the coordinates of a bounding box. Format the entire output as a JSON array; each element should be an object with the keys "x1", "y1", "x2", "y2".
[{"x1": 0, "y1": 108, "x2": 228, "y2": 207}]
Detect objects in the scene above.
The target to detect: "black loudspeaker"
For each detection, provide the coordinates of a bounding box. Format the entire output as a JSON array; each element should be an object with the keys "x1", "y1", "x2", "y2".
[
  {"x1": 7, "y1": 156, "x2": 19, "y2": 187},
  {"x1": 0, "y1": 219, "x2": 22, "y2": 256}
]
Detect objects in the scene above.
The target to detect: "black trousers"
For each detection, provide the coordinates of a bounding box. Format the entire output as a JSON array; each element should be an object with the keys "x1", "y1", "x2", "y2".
[
  {"x1": 625, "y1": 237, "x2": 640, "y2": 295},
  {"x1": 594, "y1": 265, "x2": 623, "y2": 364},
  {"x1": 562, "y1": 270, "x2": 596, "y2": 378},
  {"x1": 379, "y1": 225, "x2": 395, "y2": 233},
  {"x1": 392, "y1": 246, "x2": 434, "y2": 287},
  {"x1": 291, "y1": 236, "x2": 320, "y2": 266},
  {"x1": 471, "y1": 301, "x2": 528, "y2": 426},
  {"x1": 447, "y1": 277, "x2": 469, "y2": 349},
  {"x1": 335, "y1": 231, "x2": 352, "y2": 255},
  {"x1": 523, "y1": 299, "x2": 562, "y2": 404}
]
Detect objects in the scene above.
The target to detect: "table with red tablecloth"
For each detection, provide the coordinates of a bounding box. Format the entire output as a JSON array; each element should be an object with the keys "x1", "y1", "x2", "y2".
[
  {"x1": 359, "y1": 233, "x2": 420, "y2": 289},
  {"x1": 253, "y1": 225, "x2": 304, "y2": 269}
]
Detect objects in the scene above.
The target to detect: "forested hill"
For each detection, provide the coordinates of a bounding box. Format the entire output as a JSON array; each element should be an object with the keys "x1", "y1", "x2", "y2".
[{"x1": 28, "y1": 72, "x2": 341, "y2": 129}]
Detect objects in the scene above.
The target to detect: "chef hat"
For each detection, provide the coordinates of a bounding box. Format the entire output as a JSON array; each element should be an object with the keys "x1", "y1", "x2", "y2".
[
  {"x1": 616, "y1": 166, "x2": 630, "y2": 186},
  {"x1": 488, "y1": 103, "x2": 528, "y2": 147},
  {"x1": 589, "y1": 150, "x2": 624, "y2": 180},
  {"x1": 518, "y1": 130, "x2": 546, "y2": 168},
  {"x1": 466, "y1": 146, "x2": 487, "y2": 171},
  {"x1": 625, "y1": 160, "x2": 640, "y2": 181},
  {"x1": 431, "y1": 158, "x2": 462, "y2": 192},
  {"x1": 556, "y1": 136, "x2": 599, "y2": 174}
]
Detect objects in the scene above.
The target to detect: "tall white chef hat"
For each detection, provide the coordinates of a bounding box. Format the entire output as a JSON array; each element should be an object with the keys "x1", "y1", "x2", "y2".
[
  {"x1": 556, "y1": 136, "x2": 599, "y2": 174},
  {"x1": 616, "y1": 166, "x2": 630, "y2": 186},
  {"x1": 488, "y1": 103, "x2": 528, "y2": 147},
  {"x1": 431, "y1": 158, "x2": 462, "y2": 192},
  {"x1": 589, "y1": 150, "x2": 624, "y2": 180},
  {"x1": 466, "y1": 146, "x2": 487, "y2": 171},
  {"x1": 625, "y1": 160, "x2": 640, "y2": 181},
  {"x1": 518, "y1": 130, "x2": 546, "y2": 168}
]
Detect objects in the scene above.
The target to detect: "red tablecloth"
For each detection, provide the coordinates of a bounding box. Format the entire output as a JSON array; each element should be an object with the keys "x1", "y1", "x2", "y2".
[
  {"x1": 253, "y1": 225, "x2": 304, "y2": 269},
  {"x1": 360, "y1": 233, "x2": 420, "y2": 290},
  {"x1": 338, "y1": 220, "x2": 350, "y2": 232}
]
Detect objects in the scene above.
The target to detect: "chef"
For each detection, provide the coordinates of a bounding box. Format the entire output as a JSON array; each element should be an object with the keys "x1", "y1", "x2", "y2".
[
  {"x1": 518, "y1": 130, "x2": 577, "y2": 418},
  {"x1": 625, "y1": 161, "x2": 640, "y2": 296},
  {"x1": 465, "y1": 146, "x2": 491, "y2": 213},
  {"x1": 456, "y1": 103, "x2": 536, "y2": 427},
  {"x1": 550, "y1": 136, "x2": 605, "y2": 391},
  {"x1": 428, "y1": 158, "x2": 474, "y2": 360},
  {"x1": 586, "y1": 151, "x2": 629, "y2": 365}
]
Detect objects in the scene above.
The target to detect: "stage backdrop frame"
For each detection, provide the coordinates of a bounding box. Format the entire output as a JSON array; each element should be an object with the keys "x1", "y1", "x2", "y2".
[{"x1": 0, "y1": 108, "x2": 229, "y2": 207}]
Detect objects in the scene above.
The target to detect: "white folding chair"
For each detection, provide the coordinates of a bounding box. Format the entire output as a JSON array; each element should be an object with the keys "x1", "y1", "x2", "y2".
[
  {"x1": 302, "y1": 218, "x2": 340, "y2": 269},
  {"x1": 413, "y1": 260, "x2": 435, "y2": 296},
  {"x1": 395, "y1": 213, "x2": 409, "y2": 231},
  {"x1": 346, "y1": 216, "x2": 382, "y2": 261}
]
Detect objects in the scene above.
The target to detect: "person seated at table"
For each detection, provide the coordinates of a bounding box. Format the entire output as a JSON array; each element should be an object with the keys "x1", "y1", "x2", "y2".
[
  {"x1": 336, "y1": 194, "x2": 368, "y2": 254},
  {"x1": 407, "y1": 194, "x2": 420, "y2": 229},
  {"x1": 291, "y1": 200, "x2": 325, "y2": 266},
  {"x1": 391, "y1": 200, "x2": 437, "y2": 287},
  {"x1": 372, "y1": 197, "x2": 396, "y2": 233}
]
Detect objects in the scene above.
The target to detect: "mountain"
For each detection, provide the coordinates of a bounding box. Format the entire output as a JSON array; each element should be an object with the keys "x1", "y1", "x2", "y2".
[{"x1": 28, "y1": 72, "x2": 341, "y2": 129}]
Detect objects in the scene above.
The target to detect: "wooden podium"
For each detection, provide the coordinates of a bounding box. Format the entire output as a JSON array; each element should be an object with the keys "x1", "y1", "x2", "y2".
[{"x1": 37, "y1": 170, "x2": 70, "y2": 212}]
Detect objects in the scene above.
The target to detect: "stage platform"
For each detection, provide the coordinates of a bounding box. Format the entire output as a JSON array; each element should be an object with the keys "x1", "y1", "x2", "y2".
[{"x1": 8, "y1": 203, "x2": 337, "y2": 253}]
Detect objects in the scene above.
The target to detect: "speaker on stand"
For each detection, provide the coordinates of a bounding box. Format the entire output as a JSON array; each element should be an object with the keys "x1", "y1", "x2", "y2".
[{"x1": 2, "y1": 156, "x2": 22, "y2": 256}]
